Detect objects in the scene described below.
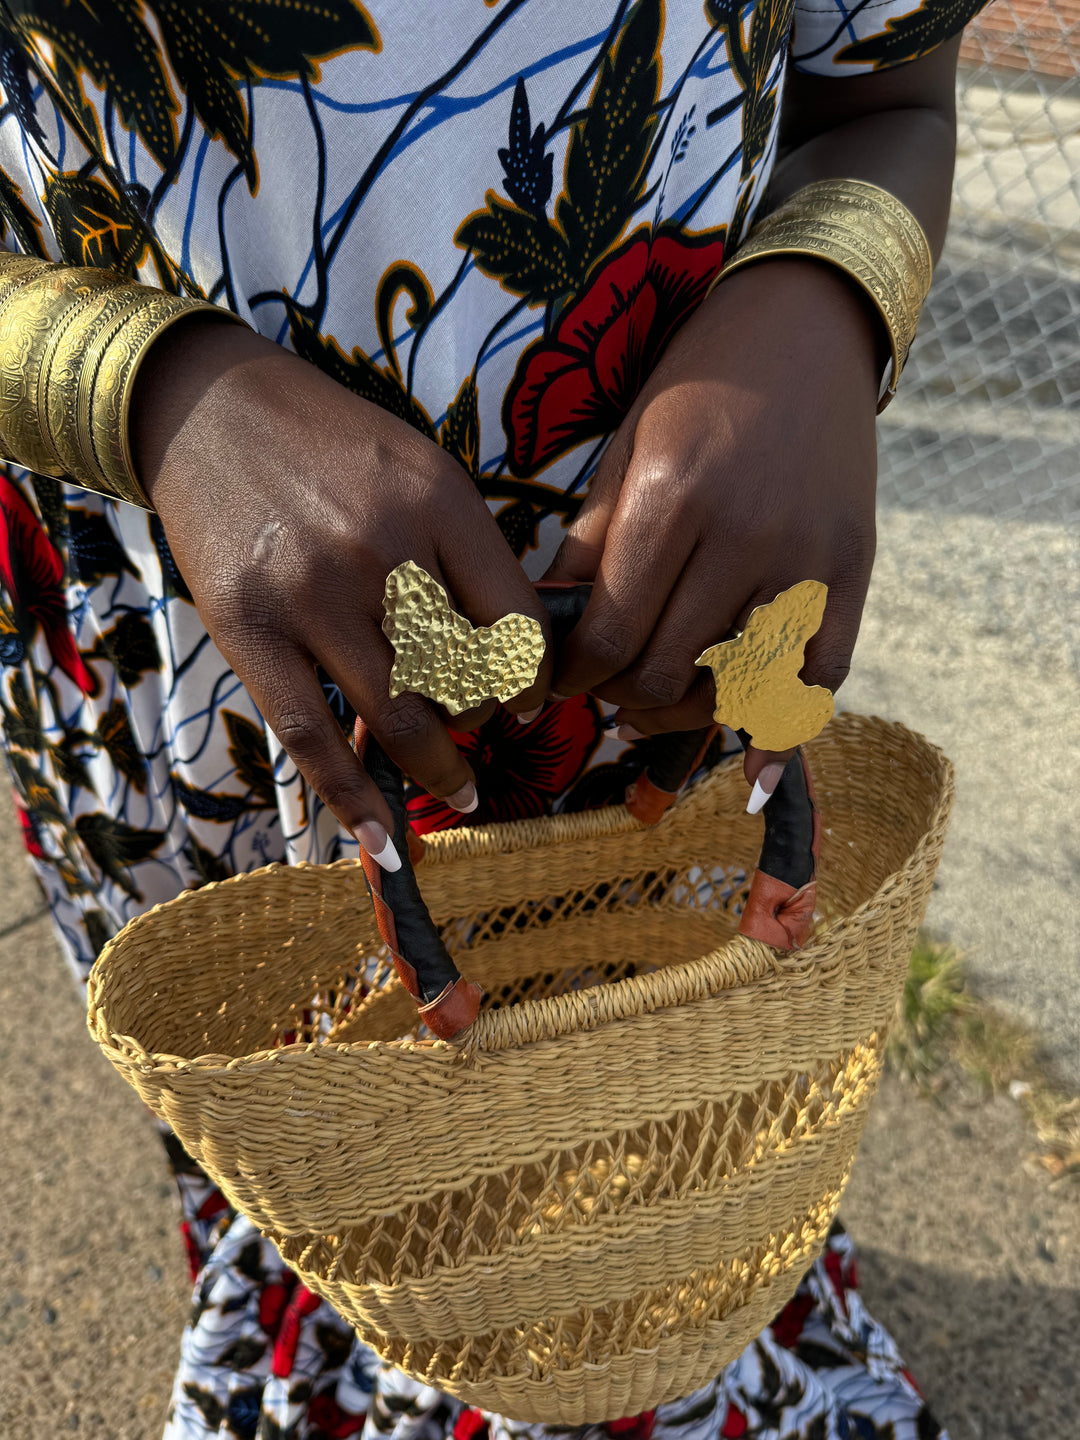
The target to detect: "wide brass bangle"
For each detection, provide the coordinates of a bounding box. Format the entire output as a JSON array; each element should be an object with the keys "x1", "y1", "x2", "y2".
[
  {"x1": 712, "y1": 179, "x2": 932, "y2": 412},
  {"x1": 0, "y1": 255, "x2": 245, "y2": 506}
]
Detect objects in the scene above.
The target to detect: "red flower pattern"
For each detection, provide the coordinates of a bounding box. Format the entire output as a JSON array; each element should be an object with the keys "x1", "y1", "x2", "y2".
[
  {"x1": 15, "y1": 800, "x2": 45, "y2": 858},
  {"x1": 770, "y1": 1291, "x2": 815, "y2": 1350},
  {"x1": 503, "y1": 227, "x2": 725, "y2": 477},
  {"x1": 0, "y1": 474, "x2": 94, "y2": 693},
  {"x1": 721, "y1": 1404, "x2": 748, "y2": 1438},
  {"x1": 406, "y1": 694, "x2": 603, "y2": 834}
]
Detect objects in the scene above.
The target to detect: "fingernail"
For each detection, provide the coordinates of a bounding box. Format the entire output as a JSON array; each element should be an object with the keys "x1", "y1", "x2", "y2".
[
  {"x1": 516, "y1": 704, "x2": 543, "y2": 725},
  {"x1": 616, "y1": 724, "x2": 645, "y2": 742},
  {"x1": 746, "y1": 761, "x2": 787, "y2": 815},
  {"x1": 445, "y1": 781, "x2": 478, "y2": 813},
  {"x1": 549, "y1": 691, "x2": 571, "y2": 703},
  {"x1": 354, "y1": 821, "x2": 402, "y2": 872}
]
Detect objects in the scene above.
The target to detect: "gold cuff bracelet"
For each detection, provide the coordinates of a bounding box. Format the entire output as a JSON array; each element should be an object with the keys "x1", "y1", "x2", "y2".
[
  {"x1": 0, "y1": 251, "x2": 245, "y2": 507},
  {"x1": 711, "y1": 179, "x2": 933, "y2": 412}
]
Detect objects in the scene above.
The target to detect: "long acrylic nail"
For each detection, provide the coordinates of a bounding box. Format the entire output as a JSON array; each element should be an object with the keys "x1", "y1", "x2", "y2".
[
  {"x1": 516, "y1": 704, "x2": 543, "y2": 725},
  {"x1": 746, "y1": 761, "x2": 786, "y2": 815},
  {"x1": 616, "y1": 724, "x2": 645, "y2": 742},
  {"x1": 354, "y1": 821, "x2": 402, "y2": 872},
  {"x1": 445, "y1": 781, "x2": 478, "y2": 813}
]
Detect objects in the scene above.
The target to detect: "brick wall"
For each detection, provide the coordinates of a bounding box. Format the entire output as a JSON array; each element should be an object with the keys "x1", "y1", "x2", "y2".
[{"x1": 961, "y1": 0, "x2": 1080, "y2": 79}]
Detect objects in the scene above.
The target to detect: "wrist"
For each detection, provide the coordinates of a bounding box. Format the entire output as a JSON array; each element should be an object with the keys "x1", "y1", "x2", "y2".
[
  {"x1": 132, "y1": 316, "x2": 271, "y2": 509},
  {"x1": 705, "y1": 256, "x2": 884, "y2": 409}
]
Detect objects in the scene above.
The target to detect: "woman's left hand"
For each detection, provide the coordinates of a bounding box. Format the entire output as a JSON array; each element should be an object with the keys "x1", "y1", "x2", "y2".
[{"x1": 543, "y1": 254, "x2": 882, "y2": 807}]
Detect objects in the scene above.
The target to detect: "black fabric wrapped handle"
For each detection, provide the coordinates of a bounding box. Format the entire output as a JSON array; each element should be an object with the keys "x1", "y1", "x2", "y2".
[{"x1": 354, "y1": 584, "x2": 820, "y2": 1040}]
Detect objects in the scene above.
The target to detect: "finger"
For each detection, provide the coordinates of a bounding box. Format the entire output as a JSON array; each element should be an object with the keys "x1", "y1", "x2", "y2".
[
  {"x1": 323, "y1": 621, "x2": 480, "y2": 816},
  {"x1": 595, "y1": 547, "x2": 752, "y2": 713},
  {"x1": 552, "y1": 467, "x2": 697, "y2": 700},
  {"x1": 612, "y1": 670, "x2": 719, "y2": 738},
  {"x1": 742, "y1": 556, "x2": 871, "y2": 808},
  {"x1": 248, "y1": 640, "x2": 404, "y2": 871},
  {"x1": 444, "y1": 697, "x2": 497, "y2": 732},
  {"x1": 437, "y1": 504, "x2": 554, "y2": 716},
  {"x1": 743, "y1": 747, "x2": 794, "y2": 811},
  {"x1": 542, "y1": 422, "x2": 636, "y2": 584}
]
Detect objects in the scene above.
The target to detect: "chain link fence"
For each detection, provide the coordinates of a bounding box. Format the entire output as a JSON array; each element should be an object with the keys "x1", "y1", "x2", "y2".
[{"x1": 878, "y1": 0, "x2": 1080, "y2": 523}]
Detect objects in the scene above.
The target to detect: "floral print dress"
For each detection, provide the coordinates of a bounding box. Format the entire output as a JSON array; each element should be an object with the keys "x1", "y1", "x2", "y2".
[{"x1": 0, "y1": 2, "x2": 984, "y2": 1437}]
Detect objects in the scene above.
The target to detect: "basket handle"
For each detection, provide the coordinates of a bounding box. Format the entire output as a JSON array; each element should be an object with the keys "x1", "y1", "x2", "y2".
[{"x1": 353, "y1": 584, "x2": 819, "y2": 1040}]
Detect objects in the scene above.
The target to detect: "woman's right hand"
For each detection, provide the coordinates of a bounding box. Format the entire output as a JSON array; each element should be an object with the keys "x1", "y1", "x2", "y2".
[{"x1": 131, "y1": 318, "x2": 551, "y2": 870}]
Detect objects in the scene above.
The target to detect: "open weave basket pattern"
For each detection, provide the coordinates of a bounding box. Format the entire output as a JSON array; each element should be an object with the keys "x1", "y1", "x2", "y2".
[{"x1": 88, "y1": 715, "x2": 954, "y2": 1425}]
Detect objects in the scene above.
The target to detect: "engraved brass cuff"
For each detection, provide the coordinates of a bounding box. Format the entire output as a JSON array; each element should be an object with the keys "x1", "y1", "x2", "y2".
[
  {"x1": 0, "y1": 253, "x2": 245, "y2": 506},
  {"x1": 710, "y1": 179, "x2": 933, "y2": 413}
]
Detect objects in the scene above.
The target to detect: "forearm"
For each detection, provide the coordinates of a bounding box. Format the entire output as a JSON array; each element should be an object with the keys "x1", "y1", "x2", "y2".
[{"x1": 769, "y1": 36, "x2": 962, "y2": 261}]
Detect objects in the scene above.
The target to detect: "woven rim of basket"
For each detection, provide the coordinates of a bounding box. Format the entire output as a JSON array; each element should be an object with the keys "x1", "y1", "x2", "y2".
[{"x1": 88, "y1": 714, "x2": 954, "y2": 1068}]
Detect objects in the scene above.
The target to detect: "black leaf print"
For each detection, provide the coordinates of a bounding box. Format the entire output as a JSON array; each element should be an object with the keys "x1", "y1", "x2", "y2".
[
  {"x1": 916, "y1": 1408, "x2": 944, "y2": 1440},
  {"x1": 440, "y1": 377, "x2": 481, "y2": 481},
  {"x1": 9, "y1": 0, "x2": 180, "y2": 169},
  {"x1": 43, "y1": 172, "x2": 152, "y2": 273},
  {"x1": 94, "y1": 700, "x2": 148, "y2": 793},
  {"x1": 30, "y1": 476, "x2": 69, "y2": 552},
  {"x1": 314, "y1": 1320, "x2": 353, "y2": 1370},
  {"x1": 0, "y1": 165, "x2": 45, "y2": 256},
  {"x1": 91, "y1": 612, "x2": 160, "y2": 688},
  {"x1": 66, "y1": 508, "x2": 140, "y2": 586},
  {"x1": 173, "y1": 775, "x2": 255, "y2": 823},
  {"x1": 836, "y1": 0, "x2": 986, "y2": 67},
  {"x1": 456, "y1": 195, "x2": 574, "y2": 303},
  {"x1": 181, "y1": 1382, "x2": 225, "y2": 1431},
  {"x1": 149, "y1": 512, "x2": 192, "y2": 602},
  {"x1": 499, "y1": 77, "x2": 553, "y2": 219},
  {"x1": 216, "y1": 1336, "x2": 267, "y2": 1372},
  {"x1": 494, "y1": 499, "x2": 540, "y2": 558},
  {"x1": 182, "y1": 835, "x2": 233, "y2": 887},
  {"x1": 82, "y1": 908, "x2": 115, "y2": 959},
  {"x1": 555, "y1": 0, "x2": 661, "y2": 283},
  {"x1": 74, "y1": 811, "x2": 165, "y2": 899},
  {"x1": 235, "y1": 1239, "x2": 267, "y2": 1283},
  {"x1": 0, "y1": 601, "x2": 24, "y2": 667},
  {"x1": 149, "y1": 0, "x2": 380, "y2": 189},
  {"x1": 48, "y1": 734, "x2": 94, "y2": 793},
  {"x1": 1, "y1": 670, "x2": 43, "y2": 751},
  {"x1": 794, "y1": 1339, "x2": 850, "y2": 1369},
  {"x1": 0, "y1": 30, "x2": 47, "y2": 148},
  {"x1": 224, "y1": 710, "x2": 278, "y2": 809},
  {"x1": 10, "y1": 750, "x2": 66, "y2": 823}
]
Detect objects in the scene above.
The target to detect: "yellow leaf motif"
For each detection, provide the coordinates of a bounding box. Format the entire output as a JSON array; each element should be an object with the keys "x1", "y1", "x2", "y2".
[
  {"x1": 383, "y1": 561, "x2": 546, "y2": 716},
  {"x1": 695, "y1": 581, "x2": 834, "y2": 752}
]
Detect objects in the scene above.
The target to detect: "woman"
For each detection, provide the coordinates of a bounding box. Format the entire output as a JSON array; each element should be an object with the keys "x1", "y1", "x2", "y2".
[{"x1": 0, "y1": 1, "x2": 982, "y2": 1436}]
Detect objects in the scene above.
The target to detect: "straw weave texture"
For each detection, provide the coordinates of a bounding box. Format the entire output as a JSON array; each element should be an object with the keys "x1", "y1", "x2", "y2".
[{"x1": 87, "y1": 714, "x2": 953, "y2": 1425}]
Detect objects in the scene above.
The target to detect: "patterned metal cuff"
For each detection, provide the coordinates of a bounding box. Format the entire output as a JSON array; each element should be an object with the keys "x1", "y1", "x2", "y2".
[
  {"x1": 0, "y1": 251, "x2": 246, "y2": 506},
  {"x1": 710, "y1": 179, "x2": 933, "y2": 413}
]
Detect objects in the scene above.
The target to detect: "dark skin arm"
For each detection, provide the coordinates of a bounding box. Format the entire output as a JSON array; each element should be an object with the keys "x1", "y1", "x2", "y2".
[{"x1": 546, "y1": 37, "x2": 961, "y2": 807}]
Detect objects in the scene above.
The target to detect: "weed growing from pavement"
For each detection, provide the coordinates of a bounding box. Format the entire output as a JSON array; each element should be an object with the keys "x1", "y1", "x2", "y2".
[{"x1": 890, "y1": 936, "x2": 1080, "y2": 1184}]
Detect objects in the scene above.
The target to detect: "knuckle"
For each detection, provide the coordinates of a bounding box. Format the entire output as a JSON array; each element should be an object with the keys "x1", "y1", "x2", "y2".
[
  {"x1": 583, "y1": 618, "x2": 639, "y2": 676},
  {"x1": 629, "y1": 664, "x2": 686, "y2": 708},
  {"x1": 269, "y1": 707, "x2": 324, "y2": 761},
  {"x1": 373, "y1": 691, "x2": 435, "y2": 750},
  {"x1": 809, "y1": 654, "x2": 852, "y2": 694}
]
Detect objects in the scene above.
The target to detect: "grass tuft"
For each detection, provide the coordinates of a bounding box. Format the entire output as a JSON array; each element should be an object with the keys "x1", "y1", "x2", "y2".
[{"x1": 889, "y1": 934, "x2": 1080, "y2": 1182}]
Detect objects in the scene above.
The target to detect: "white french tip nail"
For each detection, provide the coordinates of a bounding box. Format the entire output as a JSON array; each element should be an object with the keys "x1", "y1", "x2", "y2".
[
  {"x1": 446, "y1": 782, "x2": 479, "y2": 814},
  {"x1": 516, "y1": 705, "x2": 543, "y2": 725},
  {"x1": 369, "y1": 835, "x2": 402, "y2": 871},
  {"x1": 746, "y1": 779, "x2": 771, "y2": 816}
]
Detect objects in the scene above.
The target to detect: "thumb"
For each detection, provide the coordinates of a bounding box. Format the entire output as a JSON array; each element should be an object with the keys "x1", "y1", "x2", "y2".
[{"x1": 542, "y1": 418, "x2": 637, "y2": 583}]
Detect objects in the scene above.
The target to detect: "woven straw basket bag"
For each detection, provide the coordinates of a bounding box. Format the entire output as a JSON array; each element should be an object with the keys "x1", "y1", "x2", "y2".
[{"x1": 88, "y1": 712, "x2": 953, "y2": 1426}]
